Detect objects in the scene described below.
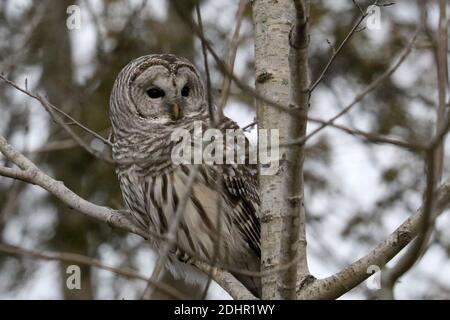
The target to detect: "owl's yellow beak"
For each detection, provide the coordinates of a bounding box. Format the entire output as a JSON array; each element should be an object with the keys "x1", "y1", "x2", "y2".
[{"x1": 169, "y1": 103, "x2": 183, "y2": 120}]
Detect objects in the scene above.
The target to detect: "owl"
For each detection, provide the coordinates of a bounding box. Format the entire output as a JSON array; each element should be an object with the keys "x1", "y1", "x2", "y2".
[{"x1": 109, "y1": 54, "x2": 261, "y2": 298}]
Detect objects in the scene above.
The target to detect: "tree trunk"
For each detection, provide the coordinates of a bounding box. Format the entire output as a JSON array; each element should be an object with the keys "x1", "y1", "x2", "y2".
[{"x1": 253, "y1": 0, "x2": 310, "y2": 299}]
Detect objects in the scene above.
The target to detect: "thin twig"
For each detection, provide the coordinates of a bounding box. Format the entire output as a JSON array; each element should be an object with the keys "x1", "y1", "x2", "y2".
[
  {"x1": 195, "y1": 2, "x2": 214, "y2": 123},
  {"x1": 433, "y1": 0, "x2": 449, "y2": 183},
  {"x1": 218, "y1": 0, "x2": 247, "y2": 111},
  {"x1": 285, "y1": 21, "x2": 423, "y2": 147},
  {"x1": 309, "y1": 118, "x2": 425, "y2": 151},
  {"x1": 194, "y1": 1, "x2": 226, "y2": 299},
  {"x1": 244, "y1": 118, "x2": 425, "y2": 151},
  {"x1": 309, "y1": 0, "x2": 380, "y2": 93},
  {"x1": 0, "y1": 74, "x2": 113, "y2": 162},
  {"x1": 169, "y1": 0, "x2": 303, "y2": 119}
]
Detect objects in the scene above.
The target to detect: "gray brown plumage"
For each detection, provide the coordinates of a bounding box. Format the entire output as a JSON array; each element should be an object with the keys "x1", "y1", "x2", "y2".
[{"x1": 109, "y1": 54, "x2": 261, "y2": 297}]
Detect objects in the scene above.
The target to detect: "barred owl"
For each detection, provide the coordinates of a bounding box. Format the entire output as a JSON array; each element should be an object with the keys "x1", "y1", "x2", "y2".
[{"x1": 109, "y1": 54, "x2": 261, "y2": 298}]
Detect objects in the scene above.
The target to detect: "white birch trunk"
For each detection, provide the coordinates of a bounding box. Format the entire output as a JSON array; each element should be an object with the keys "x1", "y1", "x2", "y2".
[{"x1": 253, "y1": 0, "x2": 310, "y2": 299}]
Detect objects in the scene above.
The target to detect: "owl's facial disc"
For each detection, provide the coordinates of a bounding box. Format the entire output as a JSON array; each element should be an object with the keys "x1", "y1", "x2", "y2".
[{"x1": 132, "y1": 64, "x2": 203, "y2": 122}]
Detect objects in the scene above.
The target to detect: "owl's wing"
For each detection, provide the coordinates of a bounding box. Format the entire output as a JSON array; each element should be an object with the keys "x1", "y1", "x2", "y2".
[
  {"x1": 217, "y1": 117, "x2": 261, "y2": 258},
  {"x1": 223, "y1": 164, "x2": 260, "y2": 258}
]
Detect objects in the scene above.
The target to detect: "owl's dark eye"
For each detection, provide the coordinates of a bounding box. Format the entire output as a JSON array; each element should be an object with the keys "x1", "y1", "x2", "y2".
[
  {"x1": 181, "y1": 85, "x2": 190, "y2": 97},
  {"x1": 146, "y1": 88, "x2": 165, "y2": 99}
]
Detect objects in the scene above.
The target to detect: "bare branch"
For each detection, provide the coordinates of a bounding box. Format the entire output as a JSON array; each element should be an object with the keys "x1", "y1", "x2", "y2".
[
  {"x1": 380, "y1": 150, "x2": 437, "y2": 298},
  {"x1": 27, "y1": 139, "x2": 80, "y2": 154},
  {"x1": 286, "y1": 21, "x2": 423, "y2": 147},
  {"x1": 218, "y1": 0, "x2": 247, "y2": 111},
  {"x1": 245, "y1": 118, "x2": 425, "y2": 151},
  {"x1": 0, "y1": 242, "x2": 187, "y2": 300},
  {"x1": 0, "y1": 133, "x2": 250, "y2": 299},
  {"x1": 307, "y1": 116, "x2": 425, "y2": 151},
  {"x1": 169, "y1": 0, "x2": 304, "y2": 119},
  {"x1": 195, "y1": 2, "x2": 214, "y2": 123},
  {"x1": 0, "y1": 133, "x2": 146, "y2": 238},
  {"x1": 309, "y1": 0, "x2": 380, "y2": 93},
  {"x1": 297, "y1": 179, "x2": 450, "y2": 299},
  {"x1": 0, "y1": 74, "x2": 113, "y2": 162},
  {"x1": 380, "y1": 1, "x2": 449, "y2": 298},
  {"x1": 194, "y1": 261, "x2": 257, "y2": 300},
  {"x1": 433, "y1": 0, "x2": 449, "y2": 183}
]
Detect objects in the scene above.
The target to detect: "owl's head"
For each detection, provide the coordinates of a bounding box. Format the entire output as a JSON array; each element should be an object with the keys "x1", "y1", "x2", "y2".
[{"x1": 110, "y1": 54, "x2": 207, "y2": 131}]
